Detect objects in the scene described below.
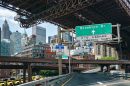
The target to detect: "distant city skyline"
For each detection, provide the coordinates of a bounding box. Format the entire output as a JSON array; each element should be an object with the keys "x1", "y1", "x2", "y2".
[{"x1": 0, "y1": 7, "x2": 58, "y2": 43}]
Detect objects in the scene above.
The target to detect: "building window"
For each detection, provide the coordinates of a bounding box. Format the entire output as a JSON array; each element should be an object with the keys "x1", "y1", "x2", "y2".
[
  {"x1": 36, "y1": 50, "x2": 38, "y2": 52},
  {"x1": 52, "y1": 46, "x2": 53, "y2": 49},
  {"x1": 46, "y1": 48, "x2": 48, "y2": 50},
  {"x1": 97, "y1": 44, "x2": 100, "y2": 55},
  {"x1": 5, "y1": 69, "x2": 7, "y2": 71},
  {"x1": 49, "y1": 54, "x2": 51, "y2": 57},
  {"x1": 52, "y1": 55, "x2": 54, "y2": 57},
  {"x1": 33, "y1": 50, "x2": 35, "y2": 52},
  {"x1": 49, "y1": 48, "x2": 50, "y2": 50},
  {"x1": 37, "y1": 54, "x2": 38, "y2": 56},
  {"x1": 5, "y1": 73, "x2": 7, "y2": 76},
  {"x1": 0, "y1": 73, "x2": 1, "y2": 76},
  {"x1": 40, "y1": 50, "x2": 42, "y2": 52},
  {"x1": 0, "y1": 69, "x2": 1, "y2": 71},
  {"x1": 103, "y1": 45, "x2": 106, "y2": 57},
  {"x1": 33, "y1": 54, "x2": 35, "y2": 56},
  {"x1": 109, "y1": 48, "x2": 112, "y2": 57},
  {"x1": 46, "y1": 54, "x2": 48, "y2": 57}
]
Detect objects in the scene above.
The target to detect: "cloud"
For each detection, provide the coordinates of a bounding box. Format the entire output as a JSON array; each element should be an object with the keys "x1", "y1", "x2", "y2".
[
  {"x1": 9, "y1": 19, "x2": 18, "y2": 24},
  {"x1": 0, "y1": 9, "x2": 16, "y2": 17},
  {"x1": 0, "y1": 16, "x2": 6, "y2": 21}
]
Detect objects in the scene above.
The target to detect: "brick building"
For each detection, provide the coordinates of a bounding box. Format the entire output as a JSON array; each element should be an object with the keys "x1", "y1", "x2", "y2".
[
  {"x1": 83, "y1": 55, "x2": 95, "y2": 67},
  {"x1": 44, "y1": 47, "x2": 56, "y2": 59},
  {"x1": 72, "y1": 55, "x2": 84, "y2": 67},
  {"x1": 0, "y1": 62, "x2": 10, "y2": 78}
]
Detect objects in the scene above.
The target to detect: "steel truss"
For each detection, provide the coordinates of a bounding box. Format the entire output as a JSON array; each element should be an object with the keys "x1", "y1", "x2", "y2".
[{"x1": 14, "y1": 0, "x2": 102, "y2": 28}]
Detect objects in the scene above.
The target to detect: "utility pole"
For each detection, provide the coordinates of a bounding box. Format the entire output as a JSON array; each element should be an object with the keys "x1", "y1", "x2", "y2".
[{"x1": 58, "y1": 26, "x2": 62, "y2": 75}]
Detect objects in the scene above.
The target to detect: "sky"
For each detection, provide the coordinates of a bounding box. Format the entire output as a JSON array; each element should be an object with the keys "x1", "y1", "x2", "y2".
[{"x1": 0, "y1": 7, "x2": 58, "y2": 43}]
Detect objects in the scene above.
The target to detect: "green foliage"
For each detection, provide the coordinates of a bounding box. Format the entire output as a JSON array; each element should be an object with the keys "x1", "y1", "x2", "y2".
[
  {"x1": 39, "y1": 70, "x2": 59, "y2": 76},
  {"x1": 33, "y1": 41, "x2": 36, "y2": 44},
  {"x1": 99, "y1": 57, "x2": 116, "y2": 60}
]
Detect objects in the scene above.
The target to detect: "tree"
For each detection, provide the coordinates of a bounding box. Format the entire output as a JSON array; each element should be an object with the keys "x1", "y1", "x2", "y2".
[{"x1": 99, "y1": 57, "x2": 116, "y2": 60}]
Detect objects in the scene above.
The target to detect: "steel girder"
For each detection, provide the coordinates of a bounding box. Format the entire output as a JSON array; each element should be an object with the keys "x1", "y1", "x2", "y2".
[
  {"x1": 15, "y1": 0, "x2": 102, "y2": 28},
  {"x1": 0, "y1": 0, "x2": 32, "y2": 16}
]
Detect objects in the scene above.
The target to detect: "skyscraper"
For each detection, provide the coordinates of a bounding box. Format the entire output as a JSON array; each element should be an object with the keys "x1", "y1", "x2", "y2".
[
  {"x1": 48, "y1": 35, "x2": 58, "y2": 44},
  {"x1": 10, "y1": 31, "x2": 21, "y2": 55},
  {"x1": 1, "y1": 39, "x2": 10, "y2": 56},
  {"x1": 1, "y1": 20, "x2": 12, "y2": 40},
  {"x1": 32, "y1": 26, "x2": 46, "y2": 44},
  {"x1": 63, "y1": 31, "x2": 73, "y2": 42},
  {"x1": 21, "y1": 28, "x2": 28, "y2": 50}
]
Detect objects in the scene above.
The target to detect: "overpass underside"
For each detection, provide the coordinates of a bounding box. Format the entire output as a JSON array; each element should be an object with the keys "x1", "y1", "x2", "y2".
[
  {"x1": 0, "y1": 0, "x2": 130, "y2": 51},
  {"x1": 0, "y1": 0, "x2": 129, "y2": 28}
]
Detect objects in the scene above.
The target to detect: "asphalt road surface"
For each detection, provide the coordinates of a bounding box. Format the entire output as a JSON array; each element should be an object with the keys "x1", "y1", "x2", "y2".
[{"x1": 63, "y1": 73, "x2": 130, "y2": 86}]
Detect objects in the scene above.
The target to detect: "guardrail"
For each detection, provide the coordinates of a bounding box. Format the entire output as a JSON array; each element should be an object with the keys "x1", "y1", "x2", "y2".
[
  {"x1": 97, "y1": 72, "x2": 130, "y2": 79},
  {"x1": 17, "y1": 73, "x2": 76, "y2": 86}
]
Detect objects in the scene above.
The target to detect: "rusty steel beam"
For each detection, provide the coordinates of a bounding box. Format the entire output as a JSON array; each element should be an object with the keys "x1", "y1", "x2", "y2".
[
  {"x1": 17, "y1": 0, "x2": 30, "y2": 8},
  {"x1": 0, "y1": 0, "x2": 32, "y2": 16},
  {"x1": 17, "y1": 0, "x2": 103, "y2": 28}
]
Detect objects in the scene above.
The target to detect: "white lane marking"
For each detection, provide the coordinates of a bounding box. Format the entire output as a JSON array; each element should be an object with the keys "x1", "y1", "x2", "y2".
[
  {"x1": 97, "y1": 82, "x2": 103, "y2": 84},
  {"x1": 97, "y1": 82, "x2": 107, "y2": 86}
]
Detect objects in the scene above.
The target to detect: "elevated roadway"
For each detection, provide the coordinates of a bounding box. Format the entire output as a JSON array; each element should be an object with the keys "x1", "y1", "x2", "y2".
[{"x1": 0, "y1": 56, "x2": 130, "y2": 64}]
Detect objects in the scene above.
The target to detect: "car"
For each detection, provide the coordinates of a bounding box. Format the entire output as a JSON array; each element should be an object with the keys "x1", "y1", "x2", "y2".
[
  {"x1": 32, "y1": 76, "x2": 36, "y2": 81},
  {"x1": 3, "y1": 80, "x2": 13, "y2": 86},
  {"x1": 7, "y1": 80, "x2": 13, "y2": 86},
  {"x1": 10, "y1": 78, "x2": 20, "y2": 85},
  {"x1": 0, "y1": 81, "x2": 5, "y2": 86},
  {"x1": 14, "y1": 80, "x2": 20, "y2": 85},
  {"x1": 18, "y1": 78, "x2": 23, "y2": 84}
]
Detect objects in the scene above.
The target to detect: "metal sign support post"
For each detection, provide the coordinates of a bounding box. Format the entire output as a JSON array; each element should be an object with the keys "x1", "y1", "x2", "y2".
[
  {"x1": 117, "y1": 24, "x2": 122, "y2": 60},
  {"x1": 58, "y1": 26, "x2": 62, "y2": 75}
]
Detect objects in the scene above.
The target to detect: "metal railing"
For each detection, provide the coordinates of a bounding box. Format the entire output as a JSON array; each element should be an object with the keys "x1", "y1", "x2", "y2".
[
  {"x1": 17, "y1": 73, "x2": 76, "y2": 86},
  {"x1": 97, "y1": 72, "x2": 130, "y2": 79}
]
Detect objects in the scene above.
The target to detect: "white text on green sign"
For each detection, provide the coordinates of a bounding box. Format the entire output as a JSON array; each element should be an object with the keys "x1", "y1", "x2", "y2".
[{"x1": 76, "y1": 23, "x2": 112, "y2": 37}]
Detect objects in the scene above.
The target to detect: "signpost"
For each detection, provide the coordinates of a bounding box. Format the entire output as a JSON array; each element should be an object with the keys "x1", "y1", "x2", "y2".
[
  {"x1": 56, "y1": 45, "x2": 64, "y2": 49},
  {"x1": 76, "y1": 23, "x2": 112, "y2": 42},
  {"x1": 56, "y1": 45, "x2": 64, "y2": 56}
]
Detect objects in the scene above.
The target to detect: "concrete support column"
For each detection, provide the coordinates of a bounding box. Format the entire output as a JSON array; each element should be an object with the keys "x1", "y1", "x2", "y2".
[
  {"x1": 125, "y1": 64, "x2": 128, "y2": 73},
  {"x1": 106, "y1": 65, "x2": 110, "y2": 72},
  {"x1": 28, "y1": 63, "x2": 32, "y2": 82},
  {"x1": 71, "y1": 64, "x2": 73, "y2": 73},
  {"x1": 23, "y1": 63, "x2": 27, "y2": 83},
  {"x1": 65, "y1": 64, "x2": 69, "y2": 74},
  {"x1": 100, "y1": 65, "x2": 104, "y2": 72}
]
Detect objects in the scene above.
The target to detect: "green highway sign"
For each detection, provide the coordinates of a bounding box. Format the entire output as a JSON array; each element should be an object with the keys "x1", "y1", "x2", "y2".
[{"x1": 76, "y1": 23, "x2": 112, "y2": 37}]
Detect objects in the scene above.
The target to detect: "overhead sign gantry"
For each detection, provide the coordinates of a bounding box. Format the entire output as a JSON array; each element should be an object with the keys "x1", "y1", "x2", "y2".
[{"x1": 76, "y1": 23, "x2": 112, "y2": 42}]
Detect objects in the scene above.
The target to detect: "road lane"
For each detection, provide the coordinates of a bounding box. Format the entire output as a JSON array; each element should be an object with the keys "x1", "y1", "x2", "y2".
[{"x1": 63, "y1": 73, "x2": 130, "y2": 86}]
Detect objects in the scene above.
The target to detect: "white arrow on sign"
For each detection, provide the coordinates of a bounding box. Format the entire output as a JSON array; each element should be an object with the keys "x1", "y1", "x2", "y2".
[{"x1": 92, "y1": 30, "x2": 95, "y2": 34}]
